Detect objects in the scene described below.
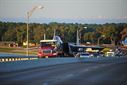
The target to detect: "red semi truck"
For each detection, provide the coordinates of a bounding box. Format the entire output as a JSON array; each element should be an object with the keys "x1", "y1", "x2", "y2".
[{"x1": 37, "y1": 40, "x2": 59, "y2": 58}]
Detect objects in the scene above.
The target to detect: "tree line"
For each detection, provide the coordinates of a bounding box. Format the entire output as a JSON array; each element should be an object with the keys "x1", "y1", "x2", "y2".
[{"x1": 0, "y1": 21, "x2": 127, "y2": 45}]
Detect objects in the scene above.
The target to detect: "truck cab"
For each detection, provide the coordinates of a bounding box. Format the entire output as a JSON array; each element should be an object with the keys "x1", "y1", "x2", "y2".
[{"x1": 37, "y1": 40, "x2": 58, "y2": 58}]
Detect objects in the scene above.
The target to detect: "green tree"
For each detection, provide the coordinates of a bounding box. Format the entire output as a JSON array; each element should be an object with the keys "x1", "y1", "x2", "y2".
[{"x1": 3, "y1": 28, "x2": 16, "y2": 41}]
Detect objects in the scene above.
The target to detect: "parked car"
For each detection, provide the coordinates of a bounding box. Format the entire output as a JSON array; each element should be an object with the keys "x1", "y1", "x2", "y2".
[
  {"x1": 105, "y1": 51, "x2": 115, "y2": 57},
  {"x1": 75, "y1": 52, "x2": 93, "y2": 58}
]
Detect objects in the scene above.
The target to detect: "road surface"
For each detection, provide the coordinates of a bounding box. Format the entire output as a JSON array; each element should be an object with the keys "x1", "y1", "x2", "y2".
[{"x1": 0, "y1": 58, "x2": 127, "y2": 85}]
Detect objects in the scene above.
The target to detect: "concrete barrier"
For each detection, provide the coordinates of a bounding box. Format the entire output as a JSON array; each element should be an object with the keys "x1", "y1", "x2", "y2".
[
  {"x1": 0, "y1": 58, "x2": 80, "y2": 72},
  {"x1": 0, "y1": 57, "x2": 126, "y2": 72},
  {"x1": 0, "y1": 57, "x2": 38, "y2": 62}
]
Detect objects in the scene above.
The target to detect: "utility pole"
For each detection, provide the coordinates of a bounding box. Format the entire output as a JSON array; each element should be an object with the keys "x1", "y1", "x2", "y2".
[{"x1": 26, "y1": 5, "x2": 43, "y2": 56}]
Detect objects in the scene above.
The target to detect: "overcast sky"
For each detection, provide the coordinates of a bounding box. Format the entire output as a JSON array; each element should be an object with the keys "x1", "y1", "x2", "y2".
[{"x1": 0, "y1": 0, "x2": 127, "y2": 24}]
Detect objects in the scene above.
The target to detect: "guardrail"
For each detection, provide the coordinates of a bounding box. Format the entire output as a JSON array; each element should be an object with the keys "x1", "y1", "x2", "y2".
[{"x1": 0, "y1": 56, "x2": 127, "y2": 72}]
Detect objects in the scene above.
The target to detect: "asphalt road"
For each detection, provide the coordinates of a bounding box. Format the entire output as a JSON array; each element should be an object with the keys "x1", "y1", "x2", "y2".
[{"x1": 0, "y1": 58, "x2": 127, "y2": 85}]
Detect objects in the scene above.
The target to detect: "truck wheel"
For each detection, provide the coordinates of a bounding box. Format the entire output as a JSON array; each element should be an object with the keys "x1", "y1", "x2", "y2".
[{"x1": 45, "y1": 56, "x2": 49, "y2": 58}]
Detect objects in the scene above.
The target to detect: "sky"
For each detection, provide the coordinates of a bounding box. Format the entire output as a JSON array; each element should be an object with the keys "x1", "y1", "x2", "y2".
[{"x1": 0, "y1": 0, "x2": 127, "y2": 24}]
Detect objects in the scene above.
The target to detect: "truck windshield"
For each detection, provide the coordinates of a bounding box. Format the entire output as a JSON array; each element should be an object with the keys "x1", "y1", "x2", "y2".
[{"x1": 40, "y1": 42, "x2": 56, "y2": 47}]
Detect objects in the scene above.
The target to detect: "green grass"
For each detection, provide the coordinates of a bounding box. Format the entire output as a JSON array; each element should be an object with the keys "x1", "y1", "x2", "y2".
[
  {"x1": 0, "y1": 47, "x2": 37, "y2": 56},
  {"x1": 0, "y1": 47, "x2": 16, "y2": 52}
]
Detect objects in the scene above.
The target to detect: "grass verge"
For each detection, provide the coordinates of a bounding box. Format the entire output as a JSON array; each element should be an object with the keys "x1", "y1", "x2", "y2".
[{"x1": 0, "y1": 46, "x2": 37, "y2": 56}]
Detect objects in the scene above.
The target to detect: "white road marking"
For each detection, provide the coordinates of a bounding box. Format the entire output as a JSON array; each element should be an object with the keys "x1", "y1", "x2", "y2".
[
  {"x1": 42, "y1": 82, "x2": 48, "y2": 85},
  {"x1": 82, "y1": 69, "x2": 89, "y2": 72},
  {"x1": 64, "y1": 74, "x2": 74, "y2": 78}
]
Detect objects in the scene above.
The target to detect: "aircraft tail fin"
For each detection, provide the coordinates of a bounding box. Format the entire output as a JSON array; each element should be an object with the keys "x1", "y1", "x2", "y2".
[{"x1": 53, "y1": 36, "x2": 63, "y2": 44}]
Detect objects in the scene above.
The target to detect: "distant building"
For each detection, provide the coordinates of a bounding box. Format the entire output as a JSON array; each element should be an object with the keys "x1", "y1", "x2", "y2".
[{"x1": 23, "y1": 41, "x2": 36, "y2": 47}]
